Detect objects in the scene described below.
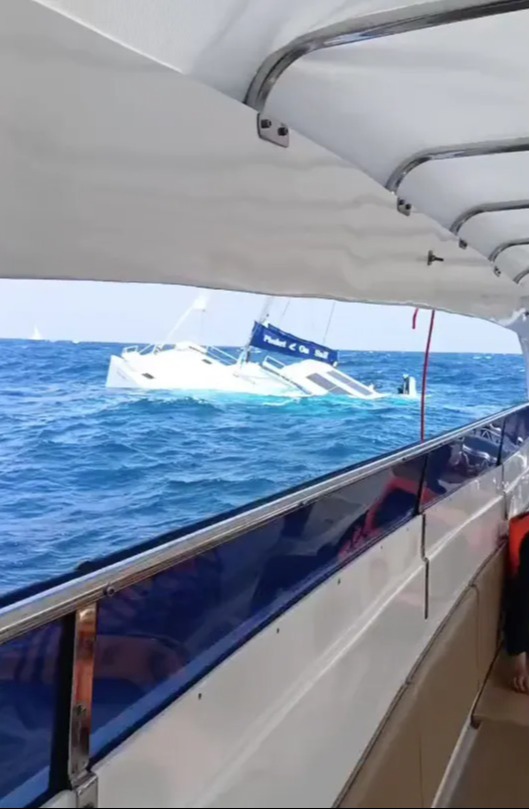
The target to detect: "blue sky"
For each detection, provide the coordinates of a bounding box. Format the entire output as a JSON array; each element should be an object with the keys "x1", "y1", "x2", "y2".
[{"x1": 0, "y1": 279, "x2": 519, "y2": 353}]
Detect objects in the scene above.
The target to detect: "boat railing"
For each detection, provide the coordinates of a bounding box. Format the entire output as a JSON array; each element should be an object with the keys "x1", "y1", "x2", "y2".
[
  {"x1": 1, "y1": 400, "x2": 529, "y2": 807},
  {"x1": 206, "y1": 345, "x2": 238, "y2": 365}
]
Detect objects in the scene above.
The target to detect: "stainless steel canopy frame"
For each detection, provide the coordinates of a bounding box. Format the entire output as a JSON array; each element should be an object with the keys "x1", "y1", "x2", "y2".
[
  {"x1": 450, "y1": 200, "x2": 529, "y2": 236},
  {"x1": 513, "y1": 268, "x2": 529, "y2": 283},
  {"x1": 489, "y1": 238, "x2": 529, "y2": 264},
  {"x1": 386, "y1": 138, "x2": 529, "y2": 195},
  {"x1": 244, "y1": 0, "x2": 529, "y2": 115},
  {"x1": 245, "y1": 0, "x2": 529, "y2": 272}
]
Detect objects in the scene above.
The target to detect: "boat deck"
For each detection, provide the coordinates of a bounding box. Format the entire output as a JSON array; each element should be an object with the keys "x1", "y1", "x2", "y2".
[{"x1": 447, "y1": 654, "x2": 529, "y2": 808}]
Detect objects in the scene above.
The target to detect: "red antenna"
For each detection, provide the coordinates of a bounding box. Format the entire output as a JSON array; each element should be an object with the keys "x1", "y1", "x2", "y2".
[{"x1": 413, "y1": 308, "x2": 436, "y2": 441}]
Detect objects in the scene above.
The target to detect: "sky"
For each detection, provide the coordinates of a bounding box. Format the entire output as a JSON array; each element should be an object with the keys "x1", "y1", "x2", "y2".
[{"x1": 0, "y1": 279, "x2": 520, "y2": 354}]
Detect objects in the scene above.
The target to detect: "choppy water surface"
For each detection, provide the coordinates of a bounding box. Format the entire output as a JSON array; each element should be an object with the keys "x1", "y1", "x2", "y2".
[{"x1": 0, "y1": 341, "x2": 524, "y2": 594}]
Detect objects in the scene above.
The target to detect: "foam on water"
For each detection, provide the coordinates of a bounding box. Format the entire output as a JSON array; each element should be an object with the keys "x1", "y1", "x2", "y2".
[{"x1": 0, "y1": 340, "x2": 524, "y2": 595}]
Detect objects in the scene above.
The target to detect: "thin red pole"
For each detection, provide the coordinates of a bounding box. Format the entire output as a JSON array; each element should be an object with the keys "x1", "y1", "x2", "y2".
[{"x1": 420, "y1": 310, "x2": 436, "y2": 442}]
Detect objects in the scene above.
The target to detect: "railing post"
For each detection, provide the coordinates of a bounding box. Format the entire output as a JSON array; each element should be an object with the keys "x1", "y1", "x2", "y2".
[{"x1": 68, "y1": 604, "x2": 98, "y2": 808}]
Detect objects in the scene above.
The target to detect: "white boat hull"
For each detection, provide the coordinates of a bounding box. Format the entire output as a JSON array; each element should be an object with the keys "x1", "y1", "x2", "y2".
[{"x1": 105, "y1": 346, "x2": 302, "y2": 397}]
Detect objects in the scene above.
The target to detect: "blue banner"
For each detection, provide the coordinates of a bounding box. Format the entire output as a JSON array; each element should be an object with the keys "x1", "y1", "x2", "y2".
[{"x1": 250, "y1": 322, "x2": 338, "y2": 365}]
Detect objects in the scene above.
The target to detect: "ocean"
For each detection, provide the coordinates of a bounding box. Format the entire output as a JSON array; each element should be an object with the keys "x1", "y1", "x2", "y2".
[{"x1": 0, "y1": 340, "x2": 525, "y2": 597}]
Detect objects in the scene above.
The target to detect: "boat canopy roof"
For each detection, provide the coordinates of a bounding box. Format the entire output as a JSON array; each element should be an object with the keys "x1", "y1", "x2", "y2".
[{"x1": 4, "y1": 1, "x2": 529, "y2": 336}]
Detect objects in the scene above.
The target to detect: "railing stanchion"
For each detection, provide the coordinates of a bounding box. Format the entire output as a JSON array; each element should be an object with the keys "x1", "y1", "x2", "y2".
[{"x1": 68, "y1": 604, "x2": 98, "y2": 808}]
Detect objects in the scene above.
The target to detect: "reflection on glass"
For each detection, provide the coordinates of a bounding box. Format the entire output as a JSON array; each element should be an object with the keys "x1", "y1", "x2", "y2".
[
  {"x1": 0, "y1": 622, "x2": 61, "y2": 808},
  {"x1": 501, "y1": 408, "x2": 529, "y2": 460},
  {"x1": 421, "y1": 422, "x2": 501, "y2": 509},
  {"x1": 91, "y1": 457, "x2": 424, "y2": 758}
]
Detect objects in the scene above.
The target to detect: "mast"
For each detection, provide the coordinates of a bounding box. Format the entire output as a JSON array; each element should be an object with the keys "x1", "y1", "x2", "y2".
[
  {"x1": 237, "y1": 294, "x2": 274, "y2": 366},
  {"x1": 145, "y1": 292, "x2": 209, "y2": 353}
]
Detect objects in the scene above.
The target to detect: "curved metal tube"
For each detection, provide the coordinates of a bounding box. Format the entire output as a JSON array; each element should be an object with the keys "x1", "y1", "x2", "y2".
[
  {"x1": 386, "y1": 138, "x2": 529, "y2": 193},
  {"x1": 245, "y1": 0, "x2": 529, "y2": 112},
  {"x1": 489, "y1": 238, "x2": 529, "y2": 263},
  {"x1": 514, "y1": 268, "x2": 529, "y2": 283},
  {"x1": 450, "y1": 200, "x2": 529, "y2": 234}
]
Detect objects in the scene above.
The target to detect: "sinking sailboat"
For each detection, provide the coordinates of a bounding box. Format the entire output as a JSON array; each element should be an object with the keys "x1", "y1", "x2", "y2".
[
  {"x1": 106, "y1": 297, "x2": 380, "y2": 398},
  {"x1": 105, "y1": 294, "x2": 300, "y2": 396},
  {"x1": 245, "y1": 320, "x2": 381, "y2": 398}
]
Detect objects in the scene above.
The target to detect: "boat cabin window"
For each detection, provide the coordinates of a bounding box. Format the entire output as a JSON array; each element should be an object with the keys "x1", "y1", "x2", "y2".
[
  {"x1": 327, "y1": 368, "x2": 373, "y2": 395},
  {"x1": 306, "y1": 373, "x2": 348, "y2": 395}
]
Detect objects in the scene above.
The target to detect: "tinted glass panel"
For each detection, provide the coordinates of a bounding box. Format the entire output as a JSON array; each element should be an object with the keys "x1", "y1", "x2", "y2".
[
  {"x1": 306, "y1": 373, "x2": 348, "y2": 394},
  {"x1": 91, "y1": 457, "x2": 423, "y2": 758},
  {"x1": 328, "y1": 369, "x2": 373, "y2": 395},
  {"x1": 421, "y1": 423, "x2": 501, "y2": 510},
  {"x1": 501, "y1": 407, "x2": 529, "y2": 460},
  {"x1": 0, "y1": 622, "x2": 62, "y2": 808}
]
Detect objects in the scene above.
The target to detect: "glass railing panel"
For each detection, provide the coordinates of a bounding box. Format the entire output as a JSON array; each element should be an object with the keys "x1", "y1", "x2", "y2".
[
  {"x1": 501, "y1": 405, "x2": 529, "y2": 460},
  {"x1": 90, "y1": 455, "x2": 424, "y2": 760},
  {"x1": 0, "y1": 621, "x2": 62, "y2": 808},
  {"x1": 420, "y1": 421, "x2": 502, "y2": 510}
]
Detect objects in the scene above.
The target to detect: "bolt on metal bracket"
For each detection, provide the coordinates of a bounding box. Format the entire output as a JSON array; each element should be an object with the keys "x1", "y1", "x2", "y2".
[
  {"x1": 396, "y1": 198, "x2": 412, "y2": 216},
  {"x1": 74, "y1": 771, "x2": 98, "y2": 809},
  {"x1": 257, "y1": 113, "x2": 289, "y2": 147}
]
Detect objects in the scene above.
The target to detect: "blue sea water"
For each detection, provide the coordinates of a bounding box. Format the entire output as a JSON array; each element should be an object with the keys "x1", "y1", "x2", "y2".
[{"x1": 0, "y1": 340, "x2": 525, "y2": 596}]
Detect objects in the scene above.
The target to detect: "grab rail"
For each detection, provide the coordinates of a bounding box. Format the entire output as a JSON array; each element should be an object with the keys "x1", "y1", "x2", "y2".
[{"x1": 0, "y1": 400, "x2": 526, "y2": 645}]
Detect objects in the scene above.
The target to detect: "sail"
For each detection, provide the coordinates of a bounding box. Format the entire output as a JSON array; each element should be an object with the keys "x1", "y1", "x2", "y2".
[{"x1": 249, "y1": 322, "x2": 338, "y2": 365}]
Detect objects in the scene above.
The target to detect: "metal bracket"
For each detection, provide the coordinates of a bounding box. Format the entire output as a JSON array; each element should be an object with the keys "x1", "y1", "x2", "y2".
[
  {"x1": 256, "y1": 113, "x2": 289, "y2": 147},
  {"x1": 396, "y1": 198, "x2": 412, "y2": 216},
  {"x1": 74, "y1": 771, "x2": 98, "y2": 809}
]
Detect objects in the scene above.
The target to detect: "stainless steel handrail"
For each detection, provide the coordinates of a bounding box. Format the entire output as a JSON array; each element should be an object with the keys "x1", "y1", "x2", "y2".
[
  {"x1": 0, "y1": 401, "x2": 526, "y2": 645},
  {"x1": 244, "y1": 0, "x2": 529, "y2": 112},
  {"x1": 513, "y1": 268, "x2": 529, "y2": 283},
  {"x1": 450, "y1": 200, "x2": 529, "y2": 236},
  {"x1": 489, "y1": 238, "x2": 529, "y2": 263},
  {"x1": 386, "y1": 138, "x2": 529, "y2": 194}
]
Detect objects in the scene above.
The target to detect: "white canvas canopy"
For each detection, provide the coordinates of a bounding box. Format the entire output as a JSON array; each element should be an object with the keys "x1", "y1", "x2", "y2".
[{"x1": 4, "y1": 0, "x2": 529, "y2": 339}]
